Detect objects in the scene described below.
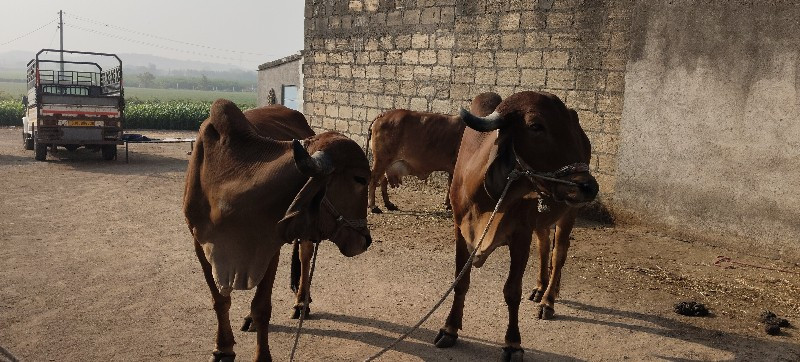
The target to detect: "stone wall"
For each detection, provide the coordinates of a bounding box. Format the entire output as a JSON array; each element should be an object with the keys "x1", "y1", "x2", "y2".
[{"x1": 303, "y1": 0, "x2": 633, "y2": 198}]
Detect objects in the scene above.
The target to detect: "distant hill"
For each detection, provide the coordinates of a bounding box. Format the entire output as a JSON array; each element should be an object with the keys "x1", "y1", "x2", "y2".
[{"x1": 0, "y1": 50, "x2": 258, "y2": 82}]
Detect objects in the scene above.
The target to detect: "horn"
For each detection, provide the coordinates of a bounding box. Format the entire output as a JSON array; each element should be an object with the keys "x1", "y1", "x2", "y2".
[
  {"x1": 292, "y1": 139, "x2": 334, "y2": 177},
  {"x1": 459, "y1": 108, "x2": 508, "y2": 132}
]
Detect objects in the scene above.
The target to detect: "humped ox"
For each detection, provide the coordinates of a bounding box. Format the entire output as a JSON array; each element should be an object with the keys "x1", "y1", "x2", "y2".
[
  {"x1": 184, "y1": 100, "x2": 372, "y2": 362},
  {"x1": 366, "y1": 92, "x2": 502, "y2": 213},
  {"x1": 432, "y1": 91, "x2": 599, "y2": 361}
]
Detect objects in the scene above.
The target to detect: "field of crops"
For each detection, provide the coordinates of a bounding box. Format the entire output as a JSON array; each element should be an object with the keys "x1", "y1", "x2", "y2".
[
  {"x1": 0, "y1": 100, "x2": 24, "y2": 126},
  {"x1": 0, "y1": 80, "x2": 257, "y2": 129},
  {"x1": 125, "y1": 100, "x2": 253, "y2": 130},
  {"x1": 0, "y1": 98, "x2": 254, "y2": 129},
  {"x1": 126, "y1": 87, "x2": 256, "y2": 104},
  {"x1": 0, "y1": 81, "x2": 27, "y2": 98}
]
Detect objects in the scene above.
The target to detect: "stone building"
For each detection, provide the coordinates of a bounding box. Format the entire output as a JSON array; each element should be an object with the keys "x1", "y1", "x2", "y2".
[
  {"x1": 257, "y1": 52, "x2": 304, "y2": 110},
  {"x1": 301, "y1": 0, "x2": 800, "y2": 256}
]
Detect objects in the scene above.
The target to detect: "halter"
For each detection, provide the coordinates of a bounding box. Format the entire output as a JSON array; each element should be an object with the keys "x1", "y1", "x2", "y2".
[
  {"x1": 509, "y1": 148, "x2": 590, "y2": 212},
  {"x1": 321, "y1": 197, "x2": 369, "y2": 240}
]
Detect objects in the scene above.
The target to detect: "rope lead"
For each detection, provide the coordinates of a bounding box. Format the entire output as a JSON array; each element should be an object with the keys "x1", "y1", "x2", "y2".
[{"x1": 363, "y1": 171, "x2": 520, "y2": 361}]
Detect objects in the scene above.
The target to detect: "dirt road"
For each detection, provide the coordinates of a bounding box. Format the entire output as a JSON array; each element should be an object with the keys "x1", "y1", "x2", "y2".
[{"x1": 0, "y1": 127, "x2": 798, "y2": 361}]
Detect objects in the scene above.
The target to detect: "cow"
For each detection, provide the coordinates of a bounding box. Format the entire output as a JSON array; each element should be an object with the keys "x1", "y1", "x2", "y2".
[
  {"x1": 184, "y1": 99, "x2": 372, "y2": 362},
  {"x1": 366, "y1": 92, "x2": 502, "y2": 213},
  {"x1": 432, "y1": 91, "x2": 598, "y2": 361}
]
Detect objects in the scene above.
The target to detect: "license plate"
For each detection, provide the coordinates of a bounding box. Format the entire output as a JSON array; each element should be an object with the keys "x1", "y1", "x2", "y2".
[{"x1": 68, "y1": 120, "x2": 97, "y2": 127}]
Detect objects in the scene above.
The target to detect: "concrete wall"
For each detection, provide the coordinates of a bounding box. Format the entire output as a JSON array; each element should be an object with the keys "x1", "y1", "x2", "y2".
[
  {"x1": 617, "y1": 1, "x2": 800, "y2": 255},
  {"x1": 257, "y1": 55, "x2": 303, "y2": 108},
  {"x1": 303, "y1": 0, "x2": 633, "y2": 198}
]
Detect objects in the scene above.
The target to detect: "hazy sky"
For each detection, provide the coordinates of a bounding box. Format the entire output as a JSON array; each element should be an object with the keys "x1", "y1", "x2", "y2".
[{"x1": 0, "y1": 0, "x2": 305, "y2": 69}]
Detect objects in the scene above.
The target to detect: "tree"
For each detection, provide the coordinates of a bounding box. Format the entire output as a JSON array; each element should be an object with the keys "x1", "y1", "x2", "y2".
[{"x1": 137, "y1": 72, "x2": 156, "y2": 88}]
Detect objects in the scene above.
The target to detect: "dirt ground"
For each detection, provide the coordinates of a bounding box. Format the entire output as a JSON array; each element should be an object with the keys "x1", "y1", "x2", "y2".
[{"x1": 0, "y1": 127, "x2": 798, "y2": 362}]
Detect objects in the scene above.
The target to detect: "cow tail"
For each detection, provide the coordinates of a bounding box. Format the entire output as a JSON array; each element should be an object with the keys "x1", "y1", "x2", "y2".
[
  {"x1": 290, "y1": 239, "x2": 301, "y2": 293},
  {"x1": 365, "y1": 117, "x2": 376, "y2": 162}
]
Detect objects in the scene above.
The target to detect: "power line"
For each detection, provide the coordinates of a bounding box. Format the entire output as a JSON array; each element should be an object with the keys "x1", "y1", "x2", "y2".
[
  {"x1": 65, "y1": 23, "x2": 265, "y2": 64},
  {"x1": 64, "y1": 12, "x2": 276, "y2": 58},
  {"x1": 0, "y1": 18, "x2": 57, "y2": 46}
]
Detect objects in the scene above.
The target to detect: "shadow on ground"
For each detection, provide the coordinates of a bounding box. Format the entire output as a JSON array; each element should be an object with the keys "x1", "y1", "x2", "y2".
[
  {"x1": 559, "y1": 300, "x2": 800, "y2": 361},
  {"x1": 272, "y1": 312, "x2": 579, "y2": 361}
]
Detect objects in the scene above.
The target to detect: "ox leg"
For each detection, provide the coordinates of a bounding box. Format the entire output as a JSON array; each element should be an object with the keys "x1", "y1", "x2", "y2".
[
  {"x1": 194, "y1": 241, "x2": 236, "y2": 361},
  {"x1": 443, "y1": 172, "x2": 453, "y2": 210},
  {"x1": 501, "y1": 232, "x2": 531, "y2": 362},
  {"x1": 538, "y1": 216, "x2": 576, "y2": 320},
  {"x1": 250, "y1": 252, "x2": 280, "y2": 362},
  {"x1": 292, "y1": 240, "x2": 314, "y2": 319},
  {"x1": 369, "y1": 160, "x2": 389, "y2": 213},
  {"x1": 528, "y1": 228, "x2": 551, "y2": 304},
  {"x1": 380, "y1": 176, "x2": 398, "y2": 211},
  {"x1": 434, "y1": 228, "x2": 471, "y2": 348}
]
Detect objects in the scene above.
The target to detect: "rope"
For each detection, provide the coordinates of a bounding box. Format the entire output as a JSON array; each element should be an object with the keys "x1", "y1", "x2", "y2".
[
  {"x1": 363, "y1": 170, "x2": 522, "y2": 361},
  {"x1": 289, "y1": 242, "x2": 320, "y2": 362},
  {"x1": 713, "y1": 255, "x2": 799, "y2": 275}
]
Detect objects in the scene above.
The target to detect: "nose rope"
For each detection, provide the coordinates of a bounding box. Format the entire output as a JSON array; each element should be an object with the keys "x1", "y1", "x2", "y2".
[
  {"x1": 364, "y1": 170, "x2": 521, "y2": 361},
  {"x1": 322, "y1": 197, "x2": 369, "y2": 230},
  {"x1": 514, "y1": 154, "x2": 589, "y2": 187}
]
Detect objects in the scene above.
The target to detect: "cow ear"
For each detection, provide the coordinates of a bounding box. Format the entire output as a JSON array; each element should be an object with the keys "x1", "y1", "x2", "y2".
[
  {"x1": 568, "y1": 108, "x2": 592, "y2": 162},
  {"x1": 483, "y1": 132, "x2": 516, "y2": 199},
  {"x1": 277, "y1": 177, "x2": 327, "y2": 241}
]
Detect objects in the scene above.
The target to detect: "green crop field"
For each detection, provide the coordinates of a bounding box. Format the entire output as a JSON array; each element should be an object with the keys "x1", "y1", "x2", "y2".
[
  {"x1": 125, "y1": 87, "x2": 256, "y2": 104},
  {"x1": 0, "y1": 81, "x2": 27, "y2": 98},
  {"x1": 0, "y1": 82, "x2": 256, "y2": 105},
  {"x1": 0, "y1": 70, "x2": 26, "y2": 80}
]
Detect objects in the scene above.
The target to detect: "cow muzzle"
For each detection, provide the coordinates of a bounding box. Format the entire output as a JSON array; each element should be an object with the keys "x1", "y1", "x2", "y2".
[
  {"x1": 323, "y1": 198, "x2": 371, "y2": 257},
  {"x1": 557, "y1": 174, "x2": 599, "y2": 205}
]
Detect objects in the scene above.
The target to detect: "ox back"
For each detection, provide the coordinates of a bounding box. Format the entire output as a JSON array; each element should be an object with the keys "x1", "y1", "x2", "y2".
[{"x1": 367, "y1": 109, "x2": 465, "y2": 213}]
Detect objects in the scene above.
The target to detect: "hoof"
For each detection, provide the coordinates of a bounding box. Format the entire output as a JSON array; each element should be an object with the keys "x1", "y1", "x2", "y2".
[
  {"x1": 240, "y1": 316, "x2": 254, "y2": 332},
  {"x1": 291, "y1": 305, "x2": 311, "y2": 319},
  {"x1": 528, "y1": 289, "x2": 543, "y2": 302},
  {"x1": 501, "y1": 346, "x2": 524, "y2": 362},
  {"x1": 386, "y1": 203, "x2": 399, "y2": 211},
  {"x1": 537, "y1": 304, "x2": 555, "y2": 320},
  {"x1": 444, "y1": 203, "x2": 452, "y2": 210},
  {"x1": 433, "y1": 328, "x2": 458, "y2": 348},
  {"x1": 210, "y1": 351, "x2": 235, "y2": 362},
  {"x1": 371, "y1": 207, "x2": 383, "y2": 214}
]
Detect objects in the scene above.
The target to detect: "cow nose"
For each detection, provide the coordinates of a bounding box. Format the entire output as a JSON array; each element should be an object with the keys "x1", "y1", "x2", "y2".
[
  {"x1": 578, "y1": 178, "x2": 599, "y2": 199},
  {"x1": 365, "y1": 234, "x2": 372, "y2": 248}
]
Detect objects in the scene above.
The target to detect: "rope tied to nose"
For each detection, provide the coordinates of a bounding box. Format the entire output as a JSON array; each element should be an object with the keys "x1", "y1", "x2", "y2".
[
  {"x1": 363, "y1": 170, "x2": 523, "y2": 362},
  {"x1": 291, "y1": 198, "x2": 367, "y2": 361}
]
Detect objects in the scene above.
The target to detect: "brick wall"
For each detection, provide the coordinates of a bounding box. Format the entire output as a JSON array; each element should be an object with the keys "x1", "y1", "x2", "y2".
[{"x1": 303, "y1": 0, "x2": 632, "y2": 198}]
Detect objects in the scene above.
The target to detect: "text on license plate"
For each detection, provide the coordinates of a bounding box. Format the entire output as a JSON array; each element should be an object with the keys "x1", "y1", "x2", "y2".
[{"x1": 68, "y1": 120, "x2": 97, "y2": 126}]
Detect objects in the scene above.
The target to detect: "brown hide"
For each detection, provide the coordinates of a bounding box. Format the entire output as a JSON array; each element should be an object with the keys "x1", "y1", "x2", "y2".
[
  {"x1": 437, "y1": 91, "x2": 597, "y2": 355},
  {"x1": 184, "y1": 100, "x2": 371, "y2": 360},
  {"x1": 367, "y1": 109, "x2": 465, "y2": 210},
  {"x1": 244, "y1": 104, "x2": 314, "y2": 140},
  {"x1": 368, "y1": 92, "x2": 502, "y2": 212},
  {"x1": 184, "y1": 100, "x2": 370, "y2": 293}
]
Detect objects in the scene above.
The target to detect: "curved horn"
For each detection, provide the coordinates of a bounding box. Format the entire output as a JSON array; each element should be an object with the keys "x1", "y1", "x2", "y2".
[
  {"x1": 459, "y1": 108, "x2": 508, "y2": 132},
  {"x1": 292, "y1": 139, "x2": 334, "y2": 177}
]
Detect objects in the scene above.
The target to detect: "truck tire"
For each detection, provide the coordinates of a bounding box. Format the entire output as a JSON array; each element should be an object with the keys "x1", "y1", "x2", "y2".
[
  {"x1": 65, "y1": 144, "x2": 79, "y2": 152},
  {"x1": 34, "y1": 136, "x2": 47, "y2": 161},
  {"x1": 23, "y1": 133, "x2": 34, "y2": 150},
  {"x1": 101, "y1": 145, "x2": 117, "y2": 161}
]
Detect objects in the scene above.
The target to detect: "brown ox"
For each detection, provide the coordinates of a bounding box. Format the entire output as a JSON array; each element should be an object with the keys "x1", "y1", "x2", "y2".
[
  {"x1": 231, "y1": 105, "x2": 320, "y2": 326},
  {"x1": 184, "y1": 100, "x2": 372, "y2": 362},
  {"x1": 433, "y1": 91, "x2": 598, "y2": 361},
  {"x1": 366, "y1": 92, "x2": 502, "y2": 213}
]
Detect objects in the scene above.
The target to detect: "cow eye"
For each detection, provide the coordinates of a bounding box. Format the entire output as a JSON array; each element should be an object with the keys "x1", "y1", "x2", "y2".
[
  {"x1": 530, "y1": 123, "x2": 545, "y2": 132},
  {"x1": 354, "y1": 176, "x2": 367, "y2": 185}
]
